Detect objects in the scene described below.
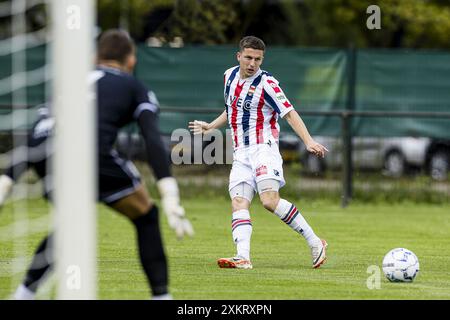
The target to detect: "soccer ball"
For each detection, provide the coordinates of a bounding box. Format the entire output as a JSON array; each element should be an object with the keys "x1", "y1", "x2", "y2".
[{"x1": 382, "y1": 248, "x2": 419, "y2": 282}]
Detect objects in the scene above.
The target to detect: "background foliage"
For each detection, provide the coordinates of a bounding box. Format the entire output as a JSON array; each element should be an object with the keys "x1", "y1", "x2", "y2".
[{"x1": 96, "y1": 0, "x2": 450, "y2": 49}]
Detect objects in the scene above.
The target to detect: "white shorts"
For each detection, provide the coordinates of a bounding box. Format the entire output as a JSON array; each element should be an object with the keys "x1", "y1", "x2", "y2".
[{"x1": 229, "y1": 138, "x2": 285, "y2": 193}]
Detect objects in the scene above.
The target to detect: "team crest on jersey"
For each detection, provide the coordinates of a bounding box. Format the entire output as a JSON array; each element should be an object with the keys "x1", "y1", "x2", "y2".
[
  {"x1": 256, "y1": 165, "x2": 268, "y2": 177},
  {"x1": 248, "y1": 85, "x2": 256, "y2": 96}
]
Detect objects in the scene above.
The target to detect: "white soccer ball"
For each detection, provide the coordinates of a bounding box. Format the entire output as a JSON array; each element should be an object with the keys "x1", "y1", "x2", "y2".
[{"x1": 382, "y1": 248, "x2": 420, "y2": 282}]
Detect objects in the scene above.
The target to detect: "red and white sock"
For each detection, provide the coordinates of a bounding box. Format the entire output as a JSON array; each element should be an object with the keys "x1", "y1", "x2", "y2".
[
  {"x1": 231, "y1": 209, "x2": 252, "y2": 261},
  {"x1": 274, "y1": 199, "x2": 320, "y2": 247}
]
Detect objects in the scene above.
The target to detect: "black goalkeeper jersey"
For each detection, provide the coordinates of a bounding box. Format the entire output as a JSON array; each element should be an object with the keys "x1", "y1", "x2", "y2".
[
  {"x1": 97, "y1": 66, "x2": 155, "y2": 154},
  {"x1": 96, "y1": 65, "x2": 171, "y2": 180}
]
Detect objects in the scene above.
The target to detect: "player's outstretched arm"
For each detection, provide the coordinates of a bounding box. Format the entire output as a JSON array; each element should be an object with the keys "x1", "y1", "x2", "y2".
[
  {"x1": 284, "y1": 109, "x2": 328, "y2": 158},
  {"x1": 138, "y1": 110, "x2": 194, "y2": 240},
  {"x1": 188, "y1": 110, "x2": 227, "y2": 135}
]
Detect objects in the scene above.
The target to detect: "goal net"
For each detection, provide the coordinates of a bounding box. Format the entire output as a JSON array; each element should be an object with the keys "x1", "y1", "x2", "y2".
[{"x1": 0, "y1": 0, "x2": 96, "y2": 299}]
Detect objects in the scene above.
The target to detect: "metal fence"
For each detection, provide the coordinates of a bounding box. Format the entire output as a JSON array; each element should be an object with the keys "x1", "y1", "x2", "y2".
[{"x1": 159, "y1": 106, "x2": 450, "y2": 207}]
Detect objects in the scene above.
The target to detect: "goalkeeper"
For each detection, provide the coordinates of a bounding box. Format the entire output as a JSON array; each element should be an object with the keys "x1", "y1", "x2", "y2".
[{"x1": 8, "y1": 29, "x2": 194, "y2": 300}]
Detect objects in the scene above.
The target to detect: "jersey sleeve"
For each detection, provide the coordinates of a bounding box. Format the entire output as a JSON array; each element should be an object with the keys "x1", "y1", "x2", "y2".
[
  {"x1": 132, "y1": 80, "x2": 171, "y2": 180},
  {"x1": 137, "y1": 111, "x2": 172, "y2": 180},
  {"x1": 262, "y1": 76, "x2": 294, "y2": 118},
  {"x1": 132, "y1": 80, "x2": 160, "y2": 119}
]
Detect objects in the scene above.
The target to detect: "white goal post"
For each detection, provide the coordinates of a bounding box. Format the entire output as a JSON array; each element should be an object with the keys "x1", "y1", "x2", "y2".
[{"x1": 51, "y1": 0, "x2": 96, "y2": 300}]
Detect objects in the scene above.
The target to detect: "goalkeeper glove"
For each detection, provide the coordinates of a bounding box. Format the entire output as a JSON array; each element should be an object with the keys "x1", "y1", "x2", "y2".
[
  {"x1": 156, "y1": 177, "x2": 194, "y2": 239},
  {"x1": 0, "y1": 175, "x2": 13, "y2": 209}
]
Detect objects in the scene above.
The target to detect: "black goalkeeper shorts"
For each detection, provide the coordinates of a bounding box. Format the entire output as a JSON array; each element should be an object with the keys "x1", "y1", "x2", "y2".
[
  {"x1": 41, "y1": 150, "x2": 141, "y2": 205},
  {"x1": 98, "y1": 150, "x2": 141, "y2": 204}
]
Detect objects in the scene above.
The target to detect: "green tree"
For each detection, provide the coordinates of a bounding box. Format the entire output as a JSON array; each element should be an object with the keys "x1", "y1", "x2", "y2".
[
  {"x1": 95, "y1": 0, "x2": 450, "y2": 49},
  {"x1": 97, "y1": 0, "x2": 173, "y2": 40},
  {"x1": 284, "y1": 0, "x2": 450, "y2": 49},
  {"x1": 165, "y1": 0, "x2": 239, "y2": 45}
]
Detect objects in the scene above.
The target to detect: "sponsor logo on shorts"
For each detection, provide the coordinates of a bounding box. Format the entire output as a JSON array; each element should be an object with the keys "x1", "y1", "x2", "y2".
[
  {"x1": 273, "y1": 169, "x2": 280, "y2": 177},
  {"x1": 256, "y1": 165, "x2": 268, "y2": 177}
]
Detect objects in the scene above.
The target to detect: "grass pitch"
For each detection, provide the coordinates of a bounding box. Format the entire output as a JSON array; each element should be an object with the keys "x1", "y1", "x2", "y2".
[{"x1": 0, "y1": 197, "x2": 449, "y2": 300}]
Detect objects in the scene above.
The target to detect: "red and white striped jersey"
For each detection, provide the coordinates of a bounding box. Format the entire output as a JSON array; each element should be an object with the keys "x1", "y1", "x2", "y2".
[{"x1": 224, "y1": 66, "x2": 294, "y2": 149}]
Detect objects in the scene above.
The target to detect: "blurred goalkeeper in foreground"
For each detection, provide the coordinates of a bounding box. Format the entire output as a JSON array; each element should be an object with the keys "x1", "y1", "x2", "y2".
[{"x1": 0, "y1": 29, "x2": 194, "y2": 300}]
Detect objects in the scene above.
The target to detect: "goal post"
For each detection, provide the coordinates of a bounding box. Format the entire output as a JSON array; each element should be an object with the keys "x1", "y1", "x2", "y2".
[{"x1": 51, "y1": 0, "x2": 97, "y2": 300}]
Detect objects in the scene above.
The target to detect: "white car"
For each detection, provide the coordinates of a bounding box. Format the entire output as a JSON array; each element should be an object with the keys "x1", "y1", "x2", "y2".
[
  {"x1": 283, "y1": 133, "x2": 449, "y2": 180},
  {"x1": 116, "y1": 131, "x2": 449, "y2": 181}
]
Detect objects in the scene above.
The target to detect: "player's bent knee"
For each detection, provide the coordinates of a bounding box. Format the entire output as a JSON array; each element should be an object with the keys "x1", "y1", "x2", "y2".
[
  {"x1": 259, "y1": 191, "x2": 280, "y2": 212},
  {"x1": 231, "y1": 196, "x2": 250, "y2": 212},
  {"x1": 109, "y1": 185, "x2": 153, "y2": 220},
  {"x1": 132, "y1": 204, "x2": 159, "y2": 226},
  {"x1": 257, "y1": 179, "x2": 280, "y2": 212}
]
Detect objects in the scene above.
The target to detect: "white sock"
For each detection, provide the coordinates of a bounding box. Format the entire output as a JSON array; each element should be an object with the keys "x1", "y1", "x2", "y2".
[
  {"x1": 231, "y1": 209, "x2": 252, "y2": 261},
  {"x1": 274, "y1": 199, "x2": 320, "y2": 247},
  {"x1": 152, "y1": 293, "x2": 173, "y2": 300},
  {"x1": 13, "y1": 284, "x2": 35, "y2": 300}
]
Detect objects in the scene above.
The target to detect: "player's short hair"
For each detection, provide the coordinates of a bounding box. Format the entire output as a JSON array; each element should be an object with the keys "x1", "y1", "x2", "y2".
[
  {"x1": 97, "y1": 29, "x2": 135, "y2": 64},
  {"x1": 239, "y1": 36, "x2": 266, "y2": 52}
]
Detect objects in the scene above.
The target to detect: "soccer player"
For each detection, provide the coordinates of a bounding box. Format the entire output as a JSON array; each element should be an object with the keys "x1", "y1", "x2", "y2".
[
  {"x1": 189, "y1": 36, "x2": 328, "y2": 270},
  {"x1": 10, "y1": 29, "x2": 194, "y2": 300}
]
